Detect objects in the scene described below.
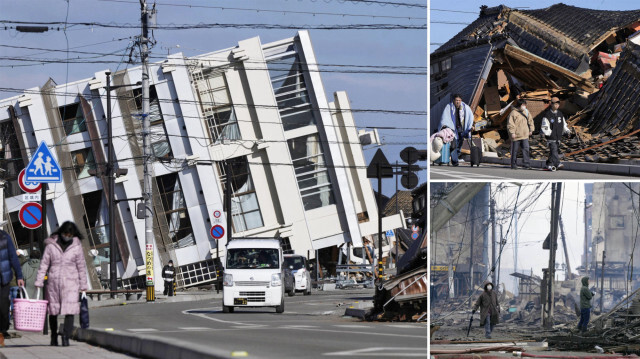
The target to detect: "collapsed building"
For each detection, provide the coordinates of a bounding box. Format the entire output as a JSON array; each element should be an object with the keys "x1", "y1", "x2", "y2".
[
  {"x1": 430, "y1": 4, "x2": 640, "y2": 163},
  {"x1": 0, "y1": 31, "x2": 403, "y2": 293}
]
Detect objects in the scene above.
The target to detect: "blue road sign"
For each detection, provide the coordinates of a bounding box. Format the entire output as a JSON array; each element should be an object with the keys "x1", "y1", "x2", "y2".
[
  {"x1": 25, "y1": 141, "x2": 62, "y2": 183},
  {"x1": 19, "y1": 202, "x2": 43, "y2": 229},
  {"x1": 385, "y1": 230, "x2": 394, "y2": 237},
  {"x1": 210, "y1": 225, "x2": 225, "y2": 239},
  {"x1": 411, "y1": 232, "x2": 419, "y2": 240}
]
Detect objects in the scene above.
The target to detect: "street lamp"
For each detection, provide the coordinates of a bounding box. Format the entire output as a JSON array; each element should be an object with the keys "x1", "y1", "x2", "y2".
[{"x1": 105, "y1": 71, "x2": 140, "y2": 298}]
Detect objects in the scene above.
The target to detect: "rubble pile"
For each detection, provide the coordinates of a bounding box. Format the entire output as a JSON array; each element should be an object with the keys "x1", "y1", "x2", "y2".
[{"x1": 430, "y1": 4, "x2": 640, "y2": 163}]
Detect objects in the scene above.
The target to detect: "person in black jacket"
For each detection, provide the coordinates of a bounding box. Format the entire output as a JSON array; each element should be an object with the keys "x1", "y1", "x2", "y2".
[
  {"x1": 541, "y1": 97, "x2": 570, "y2": 171},
  {"x1": 162, "y1": 260, "x2": 176, "y2": 296},
  {"x1": 0, "y1": 230, "x2": 24, "y2": 347}
]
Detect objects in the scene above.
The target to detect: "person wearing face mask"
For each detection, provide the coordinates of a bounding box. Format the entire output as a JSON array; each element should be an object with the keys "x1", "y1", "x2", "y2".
[
  {"x1": 472, "y1": 281, "x2": 500, "y2": 339},
  {"x1": 506, "y1": 99, "x2": 535, "y2": 170},
  {"x1": 162, "y1": 260, "x2": 176, "y2": 297},
  {"x1": 35, "y1": 221, "x2": 88, "y2": 347},
  {"x1": 541, "y1": 96, "x2": 571, "y2": 171}
]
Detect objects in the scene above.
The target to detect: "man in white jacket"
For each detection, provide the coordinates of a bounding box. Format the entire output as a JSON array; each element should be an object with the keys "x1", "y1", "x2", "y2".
[{"x1": 541, "y1": 96, "x2": 570, "y2": 171}]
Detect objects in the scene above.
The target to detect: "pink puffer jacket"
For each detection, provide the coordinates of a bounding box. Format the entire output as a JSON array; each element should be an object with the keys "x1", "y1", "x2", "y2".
[{"x1": 35, "y1": 236, "x2": 88, "y2": 315}]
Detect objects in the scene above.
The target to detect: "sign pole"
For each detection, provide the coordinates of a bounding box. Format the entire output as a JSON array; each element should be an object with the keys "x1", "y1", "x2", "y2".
[
  {"x1": 377, "y1": 163, "x2": 383, "y2": 284},
  {"x1": 40, "y1": 183, "x2": 48, "y2": 335}
]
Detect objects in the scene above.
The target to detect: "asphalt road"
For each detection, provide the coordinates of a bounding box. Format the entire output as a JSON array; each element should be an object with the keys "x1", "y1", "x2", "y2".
[
  {"x1": 89, "y1": 289, "x2": 428, "y2": 358},
  {"x1": 429, "y1": 163, "x2": 634, "y2": 180}
]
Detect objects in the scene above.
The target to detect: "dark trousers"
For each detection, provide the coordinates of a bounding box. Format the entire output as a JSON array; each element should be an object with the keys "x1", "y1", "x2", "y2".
[
  {"x1": 510, "y1": 139, "x2": 530, "y2": 168},
  {"x1": 0, "y1": 283, "x2": 10, "y2": 333},
  {"x1": 163, "y1": 280, "x2": 174, "y2": 296},
  {"x1": 49, "y1": 314, "x2": 74, "y2": 337},
  {"x1": 577, "y1": 308, "x2": 590, "y2": 331},
  {"x1": 546, "y1": 141, "x2": 561, "y2": 168},
  {"x1": 450, "y1": 136, "x2": 466, "y2": 165}
]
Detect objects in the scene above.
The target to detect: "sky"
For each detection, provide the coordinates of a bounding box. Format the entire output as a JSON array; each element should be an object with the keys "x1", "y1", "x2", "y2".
[
  {"x1": 0, "y1": 0, "x2": 427, "y2": 197},
  {"x1": 430, "y1": 0, "x2": 640, "y2": 54}
]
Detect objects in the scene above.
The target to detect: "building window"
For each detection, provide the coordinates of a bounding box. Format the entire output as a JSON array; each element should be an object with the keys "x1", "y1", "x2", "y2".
[
  {"x1": 287, "y1": 134, "x2": 335, "y2": 211},
  {"x1": 267, "y1": 53, "x2": 317, "y2": 131},
  {"x1": 441, "y1": 57, "x2": 452, "y2": 72},
  {"x1": 156, "y1": 173, "x2": 195, "y2": 249},
  {"x1": 71, "y1": 148, "x2": 96, "y2": 179},
  {"x1": 192, "y1": 69, "x2": 239, "y2": 144},
  {"x1": 59, "y1": 103, "x2": 87, "y2": 135},
  {"x1": 216, "y1": 157, "x2": 264, "y2": 232},
  {"x1": 133, "y1": 86, "x2": 172, "y2": 158}
]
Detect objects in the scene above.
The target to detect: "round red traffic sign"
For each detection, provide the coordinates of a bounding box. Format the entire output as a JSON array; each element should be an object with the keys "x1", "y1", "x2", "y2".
[
  {"x1": 19, "y1": 202, "x2": 43, "y2": 229},
  {"x1": 210, "y1": 225, "x2": 225, "y2": 239},
  {"x1": 18, "y1": 169, "x2": 42, "y2": 193},
  {"x1": 213, "y1": 210, "x2": 221, "y2": 218}
]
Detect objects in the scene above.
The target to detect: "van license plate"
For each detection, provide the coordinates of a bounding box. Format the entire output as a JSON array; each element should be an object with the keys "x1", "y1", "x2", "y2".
[{"x1": 234, "y1": 298, "x2": 247, "y2": 305}]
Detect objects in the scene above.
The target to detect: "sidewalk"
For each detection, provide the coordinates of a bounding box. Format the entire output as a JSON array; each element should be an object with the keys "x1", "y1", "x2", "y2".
[{"x1": 0, "y1": 331, "x2": 134, "y2": 359}]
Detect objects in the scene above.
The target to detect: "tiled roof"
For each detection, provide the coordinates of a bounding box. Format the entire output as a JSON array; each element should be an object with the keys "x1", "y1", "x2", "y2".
[
  {"x1": 585, "y1": 42, "x2": 640, "y2": 135},
  {"x1": 383, "y1": 190, "x2": 414, "y2": 217},
  {"x1": 521, "y1": 4, "x2": 640, "y2": 48}
]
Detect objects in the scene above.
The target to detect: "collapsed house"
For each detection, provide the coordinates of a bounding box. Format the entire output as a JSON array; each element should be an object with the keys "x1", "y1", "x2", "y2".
[{"x1": 430, "y1": 4, "x2": 640, "y2": 163}]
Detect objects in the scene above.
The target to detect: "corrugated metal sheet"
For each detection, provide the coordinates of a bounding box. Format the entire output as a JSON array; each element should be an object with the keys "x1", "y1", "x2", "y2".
[
  {"x1": 586, "y1": 42, "x2": 640, "y2": 135},
  {"x1": 430, "y1": 44, "x2": 494, "y2": 133}
]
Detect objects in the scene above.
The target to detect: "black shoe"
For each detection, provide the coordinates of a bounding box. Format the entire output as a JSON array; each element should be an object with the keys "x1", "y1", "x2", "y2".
[
  {"x1": 51, "y1": 334, "x2": 59, "y2": 346},
  {"x1": 452, "y1": 163, "x2": 459, "y2": 167},
  {"x1": 61, "y1": 335, "x2": 69, "y2": 346},
  {"x1": 511, "y1": 166, "x2": 517, "y2": 170}
]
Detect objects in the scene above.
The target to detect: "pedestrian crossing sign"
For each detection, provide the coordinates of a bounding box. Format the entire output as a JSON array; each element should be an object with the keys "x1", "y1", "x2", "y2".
[{"x1": 25, "y1": 141, "x2": 62, "y2": 183}]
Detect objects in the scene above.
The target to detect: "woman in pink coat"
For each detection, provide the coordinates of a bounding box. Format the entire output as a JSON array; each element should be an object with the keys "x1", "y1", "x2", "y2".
[{"x1": 35, "y1": 221, "x2": 88, "y2": 346}]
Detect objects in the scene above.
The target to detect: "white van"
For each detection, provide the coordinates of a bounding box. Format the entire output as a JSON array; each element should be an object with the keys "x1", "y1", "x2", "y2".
[{"x1": 222, "y1": 238, "x2": 285, "y2": 313}]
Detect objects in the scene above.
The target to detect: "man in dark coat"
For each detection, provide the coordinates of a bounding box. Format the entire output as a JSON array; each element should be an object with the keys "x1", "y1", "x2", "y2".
[
  {"x1": 577, "y1": 276, "x2": 594, "y2": 332},
  {"x1": 162, "y1": 260, "x2": 176, "y2": 297},
  {"x1": 0, "y1": 230, "x2": 24, "y2": 346},
  {"x1": 472, "y1": 281, "x2": 500, "y2": 339},
  {"x1": 541, "y1": 96, "x2": 570, "y2": 171}
]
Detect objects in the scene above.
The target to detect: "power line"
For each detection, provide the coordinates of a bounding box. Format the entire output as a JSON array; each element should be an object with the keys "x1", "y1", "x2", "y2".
[
  {"x1": 96, "y1": 0, "x2": 427, "y2": 20},
  {"x1": 289, "y1": 0, "x2": 427, "y2": 9},
  {"x1": 0, "y1": 20, "x2": 427, "y2": 31},
  {"x1": 0, "y1": 87, "x2": 427, "y2": 116}
]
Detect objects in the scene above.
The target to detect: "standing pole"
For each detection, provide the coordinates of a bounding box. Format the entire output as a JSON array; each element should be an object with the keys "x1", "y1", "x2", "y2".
[
  {"x1": 491, "y1": 198, "x2": 497, "y2": 287},
  {"x1": 225, "y1": 160, "x2": 233, "y2": 245},
  {"x1": 600, "y1": 250, "x2": 606, "y2": 313},
  {"x1": 559, "y1": 215, "x2": 572, "y2": 280},
  {"x1": 583, "y1": 199, "x2": 588, "y2": 273},
  {"x1": 106, "y1": 71, "x2": 117, "y2": 298},
  {"x1": 469, "y1": 198, "x2": 475, "y2": 294},
  {"x1": 514, "y1": 206, "x2": 518, "y2": 276},
  {"x1": 394, "y1": 160, "x2": 398, "y2": 268},
  {"x1": 376, "y1": 163, "x2": 383, "y2": 283},
  {"x1": 40, "y1": 182, "x2": 48, "y2": 335},
  {"x1": 141, "y1": 0, "x2": 155, "y2": 302},
  {"x1": 497, "y1": 224, "x2": 503, "y2": 291},
  {"x1": 546, "y1": 182, "x2": 562, "y2": 329}
]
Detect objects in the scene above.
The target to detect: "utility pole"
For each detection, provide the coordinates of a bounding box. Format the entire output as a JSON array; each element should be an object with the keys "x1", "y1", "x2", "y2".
[
  {"x1": 583, "y1": 200, "x2": 589, "y2": 273},
  {"x1": 490, "y1": 198, "x2": 497, "y2": 286},
  {"x1": 497, "y1": 224, "x2": 502, "y2": 291},
  {"x1": 545, "y1": 182, "x2": 562, "y2": 329},
  {"x1": 600, "y1": 250, "x2": 606, "y2": 313},
  {"x1": 559, "y1": 215, "x2": 572, "y2": 280},
  {"x1": 469, "y1": 198, "x2": 475, "y2": 295},
  {"x1": 140, "y1": 0, "x2": 155, "y2": 302},
  {"x1": 106, "y1": 72, "x2": 117, "y2": 298},
  {"x1": 514, "y1": 206, "x2": 518, "y2": 276}
]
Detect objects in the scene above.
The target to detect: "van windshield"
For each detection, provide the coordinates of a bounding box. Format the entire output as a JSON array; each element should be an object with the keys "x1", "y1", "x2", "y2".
[
  {"x1": 227, "y1": 248, "x2": 279, "y2": 269},
  {"x1": 283, "y1": 256, "x2": 305, "y2": 270}
]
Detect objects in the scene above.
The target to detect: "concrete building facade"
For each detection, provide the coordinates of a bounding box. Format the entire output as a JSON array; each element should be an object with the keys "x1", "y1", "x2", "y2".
[{"x1": 0, "y1": 31, "x2": 402, "y2": 291}]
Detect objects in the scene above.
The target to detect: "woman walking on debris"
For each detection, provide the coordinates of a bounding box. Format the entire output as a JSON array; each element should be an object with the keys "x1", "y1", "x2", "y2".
[
  {"x1": 577, "y1": 276, "x2": 594, "y2": 333},
  {"x1": 35, "y1": 222, "x2": 88, "y2": 347},
  {"x1": 472, "y1": 281, "x2": 500, "y2": 339}
]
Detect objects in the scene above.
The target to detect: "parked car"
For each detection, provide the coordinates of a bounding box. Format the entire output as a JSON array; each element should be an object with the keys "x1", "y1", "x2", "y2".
[{"x1": 283, "y1": 254, "x2": 312, "y2": 296}]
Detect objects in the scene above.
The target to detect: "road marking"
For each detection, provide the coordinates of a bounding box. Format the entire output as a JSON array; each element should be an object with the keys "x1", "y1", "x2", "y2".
[
  {"x1": 178, "y1": 327, "x2": 211, "y2": 331},
  {"x1": 334, "y1": 325, "x2": 371, "y2": 329},
  {"x1": 128, "y1": 328, "x2": 158, "y2": 332},
  {"x1": 280, "y1": 325, "x2": 316, "y2": 329},
  {"x1": 279, "y1": 326, "x2": 428, "y2": 339},
  {"x1": 386, "y1": 324, "x2": 426, "y2": 329},
  {"x1": 430, "y1": 167, "x2": 505, "y2": 180},
  {"x1": 324, "y1": 347, "x2": 428, "y2": 357},
  {"x1": 230, "y1": 325, "x2": 267, "y2": 329}
]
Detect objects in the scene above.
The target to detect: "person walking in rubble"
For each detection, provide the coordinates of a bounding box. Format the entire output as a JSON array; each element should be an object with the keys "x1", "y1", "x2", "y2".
[
  {"x1": 577, "y1": 276, "x2": 594, "y2": 333},
  {"x1": 507, "y1": 99, "x2": 535, "y2": 170},
  {"x1": 472, "y1": 281, "x2": 500, "y2": 339},
  {"x1": 541, "y1": 96, "x2": 571, "y2": 171},
  {"x1": 439, "y1": 93, "x2": 473, "y2": 166}
]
